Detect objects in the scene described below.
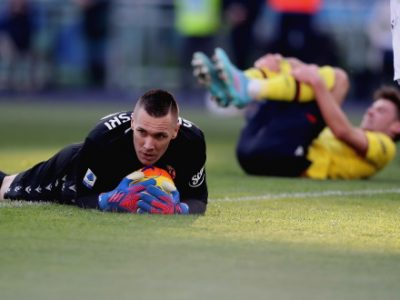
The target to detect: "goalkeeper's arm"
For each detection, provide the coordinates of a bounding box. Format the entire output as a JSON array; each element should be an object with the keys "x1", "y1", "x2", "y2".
[
  {"x1": 181, "y1": 198, "x2": 207, "y2": 214},
  {"x1": 74, "y1": 194, "x2": 100, "y2": 209}
]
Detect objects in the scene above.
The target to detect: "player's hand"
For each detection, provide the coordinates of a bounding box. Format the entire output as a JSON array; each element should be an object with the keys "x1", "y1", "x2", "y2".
[
  {"x1": 98, "y1": 172, "x2": 156, "y2": 213},
  {"x1": 291, "y1": 64, "x2": 322, "y2": 87},
  {"x1": 254, "y1": 53, "x2": 283, "y2": 71},
  {"x1": 137, "y1": 184, "x2": 189, "y2": 215}
]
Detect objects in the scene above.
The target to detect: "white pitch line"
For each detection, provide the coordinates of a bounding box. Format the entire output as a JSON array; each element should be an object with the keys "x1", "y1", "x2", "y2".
[
  {"x1": 210, "y1": 188, "x2": 400, "y2": 202},
  {"x1": 1, "y1": 189, "x2": 400, "y2": 208}
]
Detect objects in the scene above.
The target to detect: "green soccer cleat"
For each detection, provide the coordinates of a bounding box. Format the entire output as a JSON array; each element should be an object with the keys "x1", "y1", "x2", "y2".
[
  {"x1": 213, "y1": 47, "x2": 252, "y2": 108},
  {"x1": 192, "y1": 51, "x2": 231, "y2": 107}
]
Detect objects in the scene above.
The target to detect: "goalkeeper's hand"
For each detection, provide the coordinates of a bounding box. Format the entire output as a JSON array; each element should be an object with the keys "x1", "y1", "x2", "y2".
[
  {"x1": 137, "y1": 184, "x2": 189, "y2": 215},
  {"x1": 98, "y1": 172, "x2": 155, "y2": 213}
]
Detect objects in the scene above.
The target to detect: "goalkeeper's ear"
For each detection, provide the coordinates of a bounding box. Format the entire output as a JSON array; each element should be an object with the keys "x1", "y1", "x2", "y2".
[{"x1": 172, "y1": 122, "x2": 180, "y2": 140}]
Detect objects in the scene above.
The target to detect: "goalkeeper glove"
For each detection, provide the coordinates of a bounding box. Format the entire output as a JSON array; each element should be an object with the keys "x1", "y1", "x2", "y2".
[
  {"x1": 98, "y1": 172, "x2": 156, "y2": 213},
  {"x1": 137, "y1": 184, "x2": 189, "y2": 215}
]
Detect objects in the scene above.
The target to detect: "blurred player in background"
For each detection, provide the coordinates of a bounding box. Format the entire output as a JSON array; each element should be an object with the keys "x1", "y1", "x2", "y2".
[
  {"x1": 0, "y1": 89, "x2": 208, "y2": 214},
  {"x1": 391, "y1": 0, "x2": 400, "y2": 84},
  {"x1": 73, "y1": 0, "x2": 112, "y2": 88},
  {"x1": 192, "y1": 48, "x2": 400, "y2": 179}
]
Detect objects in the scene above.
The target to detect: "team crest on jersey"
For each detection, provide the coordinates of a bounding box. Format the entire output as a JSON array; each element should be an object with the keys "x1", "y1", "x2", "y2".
[
  {"x1": 166, "y1": 165, "x2": 176, "y2": 180},
  {"x1": 83, "y1": 168, "x2": 97, "y2": 189},
  {"x1": 189, "y1": 166, "x2": 205, "y2": 188}
]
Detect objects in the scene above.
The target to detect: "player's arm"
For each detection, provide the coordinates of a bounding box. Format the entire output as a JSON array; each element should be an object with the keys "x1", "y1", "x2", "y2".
[
  {"x1": 175, "y1": 162, "x2": 208, "y2": 215},
  {"x1": 176, "y1": 120, "x2": 208, "y2": 214},
  {"x1": 292, "y1": 65, "x2": 369, "y2": 155},
  {"x1": 181, "y1": 198, "x2": 207, "y2": 214}
]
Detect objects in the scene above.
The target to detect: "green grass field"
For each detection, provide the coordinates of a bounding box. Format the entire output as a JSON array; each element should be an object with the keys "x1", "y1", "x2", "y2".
[{"x1": 1, "y1": 100, "x2": 400, "y2": 300}]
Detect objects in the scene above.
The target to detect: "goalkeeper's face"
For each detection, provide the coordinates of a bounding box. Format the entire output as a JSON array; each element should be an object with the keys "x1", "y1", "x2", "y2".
[{"x1": 131, "y1": 107, "x2": 179, "y2": 166}]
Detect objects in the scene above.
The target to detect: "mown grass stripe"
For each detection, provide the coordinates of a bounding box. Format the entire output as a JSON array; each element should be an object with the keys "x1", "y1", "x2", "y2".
[{"x1": 211, "y1": 188, "x2": 400, "y2": 202}]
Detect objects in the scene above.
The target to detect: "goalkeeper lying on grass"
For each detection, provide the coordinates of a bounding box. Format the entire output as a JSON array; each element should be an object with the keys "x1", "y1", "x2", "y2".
[
  {"x1": 0, "y1": 89, "x2": 208, "y2": 214},
  {"x1": 192, "y1": 48, "x2": 400, "y2": 179}
]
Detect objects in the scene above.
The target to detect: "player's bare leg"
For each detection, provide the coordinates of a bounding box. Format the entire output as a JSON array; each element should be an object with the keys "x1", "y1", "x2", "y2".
[{"x1": 0, "y1": 174, "x2": 16, "y2": 200}]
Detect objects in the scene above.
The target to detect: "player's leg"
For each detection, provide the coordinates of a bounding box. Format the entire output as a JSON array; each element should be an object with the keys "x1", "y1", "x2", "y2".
[
  {"x1": 3, "y1": 143, "x2": 82, "y2": 203},
  {"x1": 236, "y1": 101, "x2": 325, "y2": 176},
  {"x1": 191, "y1": 51, "x2": 231, "y2": 107},
  {"x1": 213, "y1": 47, "x2": 252, "y2": 108},
  {"x1": 330, "y1": 67, "x2": 349, "y2": 106},
  {"x1": 214, "y1": 47, "x2": 337, "y2": 107},
  {"x1": 0, "y1": 172, "x2": 14, "y2": 200}
]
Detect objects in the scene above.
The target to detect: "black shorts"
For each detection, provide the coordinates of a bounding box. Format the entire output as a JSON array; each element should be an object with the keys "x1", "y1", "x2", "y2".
[
  {"x1": 236, "y1": 101, "x2": 325, "y2": 177},
  {"x1": 4, "y1": 143, "x2": 82, "y2": 204}
]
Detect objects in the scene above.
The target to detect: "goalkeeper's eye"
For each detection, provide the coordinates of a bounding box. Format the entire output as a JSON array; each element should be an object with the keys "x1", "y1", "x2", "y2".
[
  {"x1": 136, "y1": 128, "x2": 147, "y2": 137},
  {"x1": 154, "y1": 133, "x2": 168, "y2": 140},
  {"x1": 135, "y1": 127, "x2": 169, "y2": 141}
]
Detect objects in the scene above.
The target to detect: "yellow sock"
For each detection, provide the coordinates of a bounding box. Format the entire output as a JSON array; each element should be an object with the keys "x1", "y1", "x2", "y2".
[
  {"x1": 244, "y1": 67, "x2": 278, "y2": 79},
  {"x1": 244, "y1": 59, "x2": 293, "y2": 79},
  {"x1": 255, "y1": 66, "x2": 335, "y2": 102}
]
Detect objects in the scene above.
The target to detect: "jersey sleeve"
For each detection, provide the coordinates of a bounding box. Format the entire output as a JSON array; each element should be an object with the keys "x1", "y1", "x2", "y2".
[
  {"x1": 174, "y1": 118, "x2": 208, "y2": 213},
  {"x1": 365, "y1": 131, "x2": 396, "y2": 169},
  {"x1": 75, "y1": 111, "x2": 133, "y2": 197}
]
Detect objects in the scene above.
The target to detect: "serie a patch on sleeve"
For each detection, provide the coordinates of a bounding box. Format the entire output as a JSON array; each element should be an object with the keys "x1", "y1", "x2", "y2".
[{"x1": 83, "y1": 168, "x2": 97, "y2": 189}]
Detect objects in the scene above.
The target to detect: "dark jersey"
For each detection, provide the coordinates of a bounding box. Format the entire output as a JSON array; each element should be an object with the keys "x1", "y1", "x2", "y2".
[
  {"x1": 5, "y1": 111, "x2": 208, "y2": 214},
  {"x1": 75, "y1": 111, "x2": 208, "y2": 211}
]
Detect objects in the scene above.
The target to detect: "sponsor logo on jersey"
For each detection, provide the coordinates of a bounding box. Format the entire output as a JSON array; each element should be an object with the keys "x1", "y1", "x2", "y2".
[
  {"x1": 189, "y1": 166, "x2": 205, "y2": 188},
  {"x1": 83, "y1": 168, "x2": 97, "y2": 189},
  {"x1": 103, "y1": 113, "x2": 131, "y2": 130}
]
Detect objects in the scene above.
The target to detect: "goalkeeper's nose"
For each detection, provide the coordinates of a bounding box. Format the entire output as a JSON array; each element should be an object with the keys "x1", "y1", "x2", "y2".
[{"x1": 143, "y1": 137, "x2": 156, "y2": 151}]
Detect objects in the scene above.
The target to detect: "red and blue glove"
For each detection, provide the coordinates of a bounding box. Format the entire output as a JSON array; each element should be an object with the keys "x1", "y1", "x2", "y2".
[
  {"x1": 98, "y1": 175, "x2": 156, "y2": 213},
  {"x1": 137, "y1": 185, "x2": 189, "y2": 215}
]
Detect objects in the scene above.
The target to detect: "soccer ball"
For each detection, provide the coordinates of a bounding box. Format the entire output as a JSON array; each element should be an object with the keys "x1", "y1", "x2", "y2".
[{"x1": 127, "y1": 166, "x2": 176, "y2": 193}]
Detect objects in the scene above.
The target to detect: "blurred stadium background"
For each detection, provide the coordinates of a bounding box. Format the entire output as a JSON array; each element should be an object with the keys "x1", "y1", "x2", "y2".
[
  {"x1": 1, "y1": 2, "x2": 400, "y2": 299},
  {"x1": 0, "y1": 0, "x2": 393, "y2": 104}
]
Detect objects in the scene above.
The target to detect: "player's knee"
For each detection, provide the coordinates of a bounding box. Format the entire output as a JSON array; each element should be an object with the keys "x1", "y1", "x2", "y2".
[
  {"x1": 332, "y1": 68, "x2": 349, "y2": 105},
  {"x1": 334, "y1": 68, "x2": 349, "y2": 92},
  {"x1": 236, "y1": 146, "x2": 266, "y2": 175}
]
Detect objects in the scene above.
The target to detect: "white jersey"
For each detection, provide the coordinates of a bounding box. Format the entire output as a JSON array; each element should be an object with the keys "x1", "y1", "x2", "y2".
[{"x1": 391, "y1": 0, "x2": 400, "y2": 83}]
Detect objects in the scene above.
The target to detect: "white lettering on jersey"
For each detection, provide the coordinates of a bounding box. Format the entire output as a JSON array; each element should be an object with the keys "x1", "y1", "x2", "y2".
[
  {"x1": 189, "y1": 166, "x2": 205, "y2": 188},
  {"x1": 104, "y1": 113, "x2": 131, "y2": 130},
  {"x1": 83, "y1": 168, "x2": 97, "y2": 189},
  {"x1": 178, "y1": 117, "x2": 193, "y2": 128}
]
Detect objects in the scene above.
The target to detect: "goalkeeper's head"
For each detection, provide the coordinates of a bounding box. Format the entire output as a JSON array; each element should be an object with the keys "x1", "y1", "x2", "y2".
[{"x1": 131, "y1": 89, "x2": 180, "y2": 166}]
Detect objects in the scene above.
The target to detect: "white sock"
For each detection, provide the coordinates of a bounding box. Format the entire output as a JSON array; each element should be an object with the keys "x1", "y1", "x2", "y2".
[{"x1": 248, "y1": 80, "x2": 263, "y2": 100}]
